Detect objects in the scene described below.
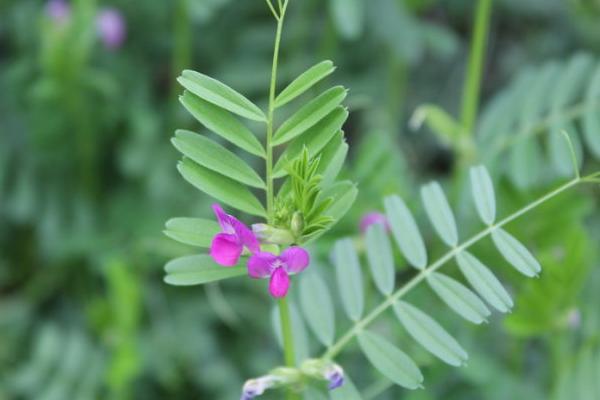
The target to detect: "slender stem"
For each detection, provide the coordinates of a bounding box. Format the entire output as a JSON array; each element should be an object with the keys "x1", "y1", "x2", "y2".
[
  {"x1": 324, "y1": 176, "x2": 584, "y2": 360},
  {"x1": 266, "y1": 0, "x2": 288, "y2": 223},
  {"x1": 460, "y1": 0, "x2": 492, "y2": 136},
  {"x1": 279, "y1": 297, "x2": 296, "y2": 366}
]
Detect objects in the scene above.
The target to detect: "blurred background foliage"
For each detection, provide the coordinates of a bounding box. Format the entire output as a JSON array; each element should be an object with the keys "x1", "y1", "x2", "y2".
[{"x1": 1, "y1": 0, "x2": 600, "y2": 399}]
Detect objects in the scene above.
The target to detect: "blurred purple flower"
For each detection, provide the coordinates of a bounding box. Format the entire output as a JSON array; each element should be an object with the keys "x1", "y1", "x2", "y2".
[
  {"x1": 324, "y1": 364, "x2": 344, "y2": 390},
  {"x1": 210, "y1": 204, "x2": 260, "y2": 267},
  {"x1": 240, "y1": 376, "x2": 277, "y2": 400},
  {"x1": 248, "y1": 247, "x2": 310, "y2": 298},
  {"x1": 96, "y1": 8, "x2": 126, "y2": 49},
  {"x1": 359, "y1": 211, "x2": 389, "y2": 233},
  {"x1": 46, "y1": 0, "x2": 70, "y2": 23}
]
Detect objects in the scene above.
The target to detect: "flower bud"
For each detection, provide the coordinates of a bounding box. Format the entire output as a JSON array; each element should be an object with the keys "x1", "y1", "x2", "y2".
[
  {"x1": 290, "y1": 212, "x2": 304, "y2": 237},
  {"x1": 252, "y1": 224, "x2": 294, "y2": 245},
  {"x1": 300, "y1": 359, "x2": 345, "y2": 391}
]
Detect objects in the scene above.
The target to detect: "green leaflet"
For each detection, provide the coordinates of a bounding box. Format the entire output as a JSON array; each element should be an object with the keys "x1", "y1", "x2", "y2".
[
  {"x1": 163, "y1": 217, "x2": 219, "y2": 247},
  {"x1": 273, "y1": 86, "x2": 347, "y2": 146},
  {"x1": 469, "y1": 165, "x2": 496, "y2": 225},
  {"x1": 299, "y1": 269, "x2": 335, "y2": 347},
  {"x1": 508, "y1": 137, "x2": 544, "y2": 190},
  {"x1": 329, "y1": 0, "x2": 365, "y2": 40},
  {"x1": 273, "y1": 107, "x2": 348, "y2": 178},
  {"x1": 172, "y1": 130, "x2": 265, "y2": 189},
  {"x1": 322, "y1": 180, "x2": 358, "y2": 222},
  {"x1": 317, "y1": 132, "x2": 348, "y2": 188},
  {"x1": 492, "y1": 227, "x2": 541, "y2": 277},
  {"x1": 333, "y1": 238, "x2": 364, "y2": 321},
  {"x1": 178, "y1": 70, "x2": 266, "y2": 121},
  {"x1": 177, "y1": 158, "x2": 266, "y2": 217},
  {"x1": 455, "y1": 250, "x2": 513, "y2": 313},
  {"x1": 180, "y1": 91, "x2": 265, "y2": 158},
  {"x1": 275, "y1": 60, "x2": 336, "y2": 108},
  {"x1": 427, "y1": 272, "x2": 490, "y2": 325},
  {"x1": 410, "y1": 103, "x2": 462, "y2": 146},
  {"x1": 164, "y1": 255, "x2": 246, "y2": 286},
  {"x1": 583, "y1": 64, "x2": 600, "y2": 157},
  {"x1": 365, "y1": 223, "x2": 395, "y2": 296},
  {"x1": 329, "y1": 374, "x2": 362, "y2": 400},
  {"x1": 384, "y1": 195, "x2": 427, "y2": 269},
  {"x1": 271, "y1": 301, "x2": 309, "y2": 365},
  {"x1": 357, "y1": 331, "x2": 423, "y2": 390},
  {"x1": 393, "y1": 301, "x2": 468, "y2": 367},
  {"x1": 420, "y1": 181, "x2": 458, "y2": 247}
]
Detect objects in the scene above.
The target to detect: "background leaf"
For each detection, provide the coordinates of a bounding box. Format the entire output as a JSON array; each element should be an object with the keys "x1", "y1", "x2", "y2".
[
  {"x1": 163, "y1": 217, "x2": 219, "y2": 248},
  {"x1": 470, "y1": 165, "x2": 496, "y2": 225},
  {"x1": 365, "y1": 223, "x2": 395, "y2": 296},
  {"x1": 492, "y1": 228, "x2": 541, "y2": 277},
  {"x1": 333, "y1": 238, "x2": 364, "y2": 321},
  {"x1": 384, "y1": 195, "x2": 427, "y2": 269},
  {"x1": 357, "y1": 331, "x2": 423, "y2": 390},
  {"x1": 299, "y1": 269, "x2": 335, "y2": 347}
]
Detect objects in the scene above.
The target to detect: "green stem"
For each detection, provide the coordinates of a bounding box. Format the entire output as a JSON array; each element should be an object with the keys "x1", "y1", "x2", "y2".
[
  {"x1": 324, "y1": 175, "x2": 588, "y2": 360},
  {"x1": 266, "y1": 1, "x2": 288, "y2": 223},
  {"x1": 279, "y1": 297, "x2": 296, "y2": 366},
  {"x1": 460, "y1": 0, "x2": 492, "y2": 137}
]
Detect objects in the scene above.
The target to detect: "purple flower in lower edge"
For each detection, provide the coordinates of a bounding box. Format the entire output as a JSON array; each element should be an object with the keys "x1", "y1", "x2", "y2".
[
  {"x1": 359, "y1": 211, "x2": 389, "y2": 233},
  {"x1": 46, "y1": 0, "x2": 70, "y2": 23},
  {"x1": 96, "y1": 8, "x2": 126, "y2": 49},
  {"x1": 210, "y1": 204, "x2": 260, "y2": 267},
  {"x1": 240, "y1": 376, "x2": 277, "y2": 400},
  {"x1": 324, "y1": 364, "x2": 345, "y2": 390},
  {"x1": 248, "y1": 247, "x2": 310, "y2": 298}
]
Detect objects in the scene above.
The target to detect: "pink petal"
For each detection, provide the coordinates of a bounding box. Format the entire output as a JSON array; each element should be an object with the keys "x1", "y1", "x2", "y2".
[
  {"x1": 269, "y1": 267, "x2": 290, "y2": 298},
  {"x1": 212, "y1": 204, "x2": 234, "y2": 234},
  {"x1": 280, "y1": 247, "x2": 310, "y2": 274},
  {"x1": 359, "y1": 212, "x2": 389, "y2": 233},
  {"x1": 210, "y1": 233, "x2": 243, "y2": 266},
  {"x1": 231, "y1": 218, "x2": 260, "y2": 254},
  {"x1": 247, "y1": 252, "x2": 278, "y2": 279}
]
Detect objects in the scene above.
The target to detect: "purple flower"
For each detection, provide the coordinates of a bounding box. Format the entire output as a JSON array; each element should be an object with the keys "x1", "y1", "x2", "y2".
[
  {"x1": 96, "y1": 8, "x2": 126, "y2": 49},
  {"x1": 324, "y1": 364, "x2": 344, "y2": 390},
  {"x1": 210, "y1": 204, "x2": 260, "y2": 267},
  {"x1": 248, "y1": 247, "x2": 310, "y2": 298},
  {"x1": 240, "y1": 376, "x2": 277, "y2": 400},
  {"x1": 46, "y1": 0, "x2": 70, "y2": 23},
  {"x1": 359, "y1": 212, "x2": 389, "y2": 233}
]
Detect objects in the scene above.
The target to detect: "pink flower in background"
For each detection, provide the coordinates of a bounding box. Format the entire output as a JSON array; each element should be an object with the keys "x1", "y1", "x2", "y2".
[
  {"x1": 359, "y1": 211, "x2": 389, "y2": 233},
  {"x1": 210, "y1": 204, "x2": 260, "y2": 267},
  {"x1": 248, "y1": 247, "x2": 310, "y2": 298},
  {"x1": 96, "y1": 8, "x2": 126, "y2": 49},
  {"x1": 46, "y1": 0, "x2": 70, "y2": 23}
]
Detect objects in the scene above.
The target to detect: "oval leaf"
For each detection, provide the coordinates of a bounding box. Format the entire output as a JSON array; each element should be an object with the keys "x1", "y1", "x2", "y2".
[
  {"x1": 273, "y1": 86, "x2": 347, "y2": 146},
  {"x1": 323, "y1": 181, "x2": 358, "y2": 223},
  {"x1": 491, "y1": 228, "x2": 541, "y2": 277},
  {"x1": 317, "y1": 132, "x2": 348, "y2": 187},
  {"x1": 420, "y1": 182, "x2": 458, "y2": 247},
  {"x1": 273, "y1": 107, "x2": 348, "y2": 178},
  {"x1": 177, "y1": 158, "x2": 266, "y2": 217},
  {"x1": 455, "y1": 250, "x2": 513, "y2": 313},
  {"x1": 164, "y1": 217, "x2": 219, "y2": 247},
  {"x1": 365, "y1": 223, "x2": 395, "y2": 296},
  {"x1": 333, "y1": 238, "x2": 364, "y2": 321},
  {"x1": 179, "y1": 70, "x2": 266, "y2": 121},
  {"x1": 394, "y1": 301, "x2": 468, "y2": 366},
  {"x1": 329, "y1": 0, "x2": 365, "y2": 40},
  {"x1": 384, "y1": 195, "x2": 427, "y2": 269},
  {"x1": 180, "y1": 91, "x2": 265, "y2": 158},
  {"x1": 173, "y1": 130, "x2": 265, "y2": 189},
  {"x1": 357, "y1": 331, "x2": 423, "y2": 390},
  {"x1": 427, "y1": 272, "x2": 490, "y2": 324},
  {"x1": 164, "y1": 255, "x2": 246, "y2": 286},
  {"x1": 300, "y1": 269, "x2": 335, "y2": 347},
  {"x1": 469, "y1": 165, "x2": 496, "y2": 225},
  {"x1": 275, "y1": 60, "x2": 336, "y2": 108}
]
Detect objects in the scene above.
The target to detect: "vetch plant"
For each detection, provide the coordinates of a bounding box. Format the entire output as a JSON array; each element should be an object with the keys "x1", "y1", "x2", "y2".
[{"x1": 163, "y1": 0, "x2": 600, "y2": 398}]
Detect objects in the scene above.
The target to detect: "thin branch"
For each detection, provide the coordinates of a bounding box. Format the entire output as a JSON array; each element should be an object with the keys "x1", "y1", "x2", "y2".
[
  {"x1": 265, "y1": 0, "x2": 279, "y2": 20},
  {"x1": 323, "y1": 175, "x2": 586, "y2": 360},
  {"x1": 560, "y1": 130, "x2": 580, "y2": 179}
]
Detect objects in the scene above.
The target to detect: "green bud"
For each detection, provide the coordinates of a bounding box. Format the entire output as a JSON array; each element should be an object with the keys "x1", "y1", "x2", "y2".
[
  {"x1": 290, "y1": 212, "x2": 304, "y2": 237},
  {"x1": 252, "y1": 223, "x2": 295, "y2": 246}
]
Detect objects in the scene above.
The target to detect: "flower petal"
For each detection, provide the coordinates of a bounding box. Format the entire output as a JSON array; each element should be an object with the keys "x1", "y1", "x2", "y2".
[
  {"x1": 269, "y1": 267, "x2": 290, "y2": 298},
  {"x1": 247, "y1": 252, "x2": 278, "y2": 278},
  {"x1": 281, "y1": 246, "x2": 310, "y2": 274},
  {"x1": 210, "y1": 233, "x2": 243, "y2": 266},
  {"x1": 212, "y1": 203, "x2": 235, "y2": 234},
  {"x1": 231, "y1": 218, "x2": 260, "y2": 254}
]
